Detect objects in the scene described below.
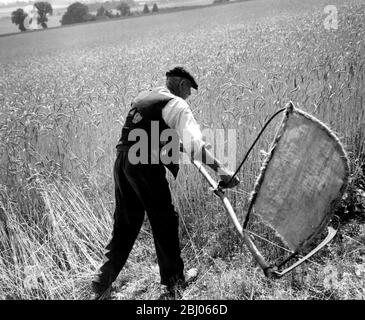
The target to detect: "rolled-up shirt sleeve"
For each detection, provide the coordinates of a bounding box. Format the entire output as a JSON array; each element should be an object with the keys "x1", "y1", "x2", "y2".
[{"x1": 162, "y1": 97, "x2": 205, "y2": 158}]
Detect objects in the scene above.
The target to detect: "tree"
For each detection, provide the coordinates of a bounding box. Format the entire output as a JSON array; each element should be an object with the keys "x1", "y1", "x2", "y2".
[
  {"x1": 117, "y1": 2, "x2": 131, "y2": 16},
  {"x1": 61, "y1": 2, "x2": 91, "y2": 25},
  {"x1": 34, "y1": 2, "x2": 53, "y2": 28},
  {"x1": 142, "y1": 3, "x2": 149, "y2": 14},
  {"x1": 11, "y1": 8, "x2": 27, "y2": 32},
  {"x1": 152, "y1": 3, "x2": 158, "y2": 12},
  {"x1": 96, "y1": 5, "x2": 106, "y2": 16}
]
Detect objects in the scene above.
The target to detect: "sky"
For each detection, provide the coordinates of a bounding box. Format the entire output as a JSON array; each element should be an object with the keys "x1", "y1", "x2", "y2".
[
  {"x1": 1, "y1": 0, "x2": 65, "y2": 3},
  {"x1": 0, "y1": 0, "x2": 47, "y2": 4},
  {"x1": 0, "y1": 0, "x2": 82, "y2": 5},
  {"x1": 0, "y1": 0, "x2": 34, "y2": 4},
  {"x1": 0, "y1": 0, "x2": 156, "y2": 5}
]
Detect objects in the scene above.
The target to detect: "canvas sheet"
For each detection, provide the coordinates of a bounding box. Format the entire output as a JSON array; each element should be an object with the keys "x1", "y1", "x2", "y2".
[{"x1": 250, "y1": 105, "x2": 349, "y2": 251}]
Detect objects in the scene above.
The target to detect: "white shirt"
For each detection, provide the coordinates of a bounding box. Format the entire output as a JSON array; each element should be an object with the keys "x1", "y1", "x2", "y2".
[{"x1": 154, "y1": 87, "x2": 205, "y2": 157}]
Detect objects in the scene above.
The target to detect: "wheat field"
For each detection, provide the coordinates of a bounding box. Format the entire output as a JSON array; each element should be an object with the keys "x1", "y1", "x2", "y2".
[{"x1": 0, "y1": 0, "x2": 364, "y2": 300}]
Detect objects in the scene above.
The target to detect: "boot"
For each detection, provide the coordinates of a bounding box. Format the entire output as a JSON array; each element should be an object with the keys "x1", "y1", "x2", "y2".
[{"x1": 158, "y1": 268, "x2": 199, "y2": 300}]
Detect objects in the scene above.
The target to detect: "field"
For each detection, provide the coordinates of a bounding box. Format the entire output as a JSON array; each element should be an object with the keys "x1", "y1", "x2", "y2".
[
  {"x1": 0, "y1": 0, "x2": 364, "y2": 300},
  {"x1": 0, "y1": 0, "x2": 213, "y2": 36}
]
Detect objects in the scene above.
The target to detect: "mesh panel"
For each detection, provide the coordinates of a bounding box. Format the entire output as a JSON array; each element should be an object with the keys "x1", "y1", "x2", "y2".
[{"x1": 251, "y1": 106, "x2": 349, "y2": 251}]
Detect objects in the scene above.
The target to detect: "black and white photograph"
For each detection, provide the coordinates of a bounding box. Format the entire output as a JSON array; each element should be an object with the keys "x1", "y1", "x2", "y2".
[{"x1": 0, "y1": 0, "x2": 364, "y2": 307}]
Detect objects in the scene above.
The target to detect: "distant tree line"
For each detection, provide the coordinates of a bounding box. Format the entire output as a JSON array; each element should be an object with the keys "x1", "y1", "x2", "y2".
[
  {"x1": 88, "y1": 1, "x2": 136, "y2": 12},
  {"x1": 213, "y1": 0, "x2": 230, "y2": 4},
  {"x1": 61, "y1": 1, "x2": 160, "y2": 26},
  {"x1": 61, "y1": 2, "x2": 94, "y2": 25},
  {"x1": 9, "y1": 1, "x2": 185, "y2": 31}
]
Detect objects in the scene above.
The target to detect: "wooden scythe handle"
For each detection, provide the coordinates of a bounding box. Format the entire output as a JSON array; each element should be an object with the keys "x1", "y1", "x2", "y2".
[
  {"x1": 192, "y1": 160, "x2": 277, "y2": 277},
  {"x1": 192, "y1": 159, "x2": 338, "y2": 279}
]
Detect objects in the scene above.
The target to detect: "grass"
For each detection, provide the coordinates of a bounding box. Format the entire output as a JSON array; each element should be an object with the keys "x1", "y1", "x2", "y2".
[{"x1": 0, "y1": 0, "x2": 364, "y2": 300}]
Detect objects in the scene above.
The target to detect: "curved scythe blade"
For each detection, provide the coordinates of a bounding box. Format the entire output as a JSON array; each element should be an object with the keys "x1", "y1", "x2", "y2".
[
  {"x1": 272, "y1": 226, "x2": 337, "y2": 278},
  {"x1": 191, "y1": 159, "x2": 338, "y2": 279}
]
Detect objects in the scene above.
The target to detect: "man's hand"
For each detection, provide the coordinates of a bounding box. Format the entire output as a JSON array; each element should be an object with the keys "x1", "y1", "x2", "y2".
[{"x1": 218, "y1": 169, "x2": 240, "y2": 189}]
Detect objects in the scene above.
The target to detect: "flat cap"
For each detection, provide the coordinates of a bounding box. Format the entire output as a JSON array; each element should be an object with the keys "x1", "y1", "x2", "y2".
[{"x1": 166, "y1": 66, "x2": 198, "y2": 90}]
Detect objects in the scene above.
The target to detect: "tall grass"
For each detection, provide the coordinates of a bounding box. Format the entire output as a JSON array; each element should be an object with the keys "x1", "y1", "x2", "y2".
[{"x1": 0, "y1": 0, "x2": 364, "y2": 299}]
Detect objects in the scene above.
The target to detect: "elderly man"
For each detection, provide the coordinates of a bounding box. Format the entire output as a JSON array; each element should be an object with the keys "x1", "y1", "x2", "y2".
[{"x1": 91, "y1": 66, "x2": 239, "y2": 300}]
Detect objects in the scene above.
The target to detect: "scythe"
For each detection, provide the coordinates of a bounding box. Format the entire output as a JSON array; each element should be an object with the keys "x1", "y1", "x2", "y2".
[{"x1": 192, "y1": 102, "x2": 349, "y2": 278}]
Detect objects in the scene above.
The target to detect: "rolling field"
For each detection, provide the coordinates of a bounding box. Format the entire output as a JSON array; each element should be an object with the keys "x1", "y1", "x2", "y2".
[
  {"x1": 0, "y1": 0, "x2": 213, "y2": 36},
  {"x1": 0, "y1": 0, "x2": 364, "y2": 300}
]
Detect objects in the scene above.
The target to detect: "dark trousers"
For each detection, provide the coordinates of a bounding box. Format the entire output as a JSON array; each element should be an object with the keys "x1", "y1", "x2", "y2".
[{"x1": 93, "y1": 150, "x2": 184, "y2": 292}]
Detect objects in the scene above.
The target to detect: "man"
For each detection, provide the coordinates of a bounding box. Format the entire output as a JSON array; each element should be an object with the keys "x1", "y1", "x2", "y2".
[{"x1": 91, "y1": 66, "x2": 239, "y2": 300}]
